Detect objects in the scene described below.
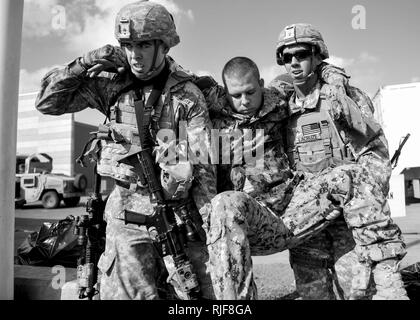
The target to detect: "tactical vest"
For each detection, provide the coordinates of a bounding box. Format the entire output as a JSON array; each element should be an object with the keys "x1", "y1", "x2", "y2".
[
  {"x1": 286, "y1": 90, "x2": 355, "y2": 173},
  {"x1": 94, "y1": 70, "x2": 193, "y2": 187}
]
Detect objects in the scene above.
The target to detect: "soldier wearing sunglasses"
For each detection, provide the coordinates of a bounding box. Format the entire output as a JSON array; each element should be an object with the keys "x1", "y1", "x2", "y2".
[{"x1": 274, "y1": 23, "x2": 408, "y2": 300}]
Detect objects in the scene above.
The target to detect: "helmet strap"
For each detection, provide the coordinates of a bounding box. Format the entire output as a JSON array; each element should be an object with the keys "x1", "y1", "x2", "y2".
[
  {"x1": 293, "y1": 71, "x2": 318, "y2": 96},
  {"x1": 138, "y1": 40, "x2": 166, "y2": 81}
]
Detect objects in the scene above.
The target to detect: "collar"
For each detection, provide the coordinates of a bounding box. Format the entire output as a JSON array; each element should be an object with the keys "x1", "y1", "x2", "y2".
[
  {"x1": 226, "y1": 88, "x2": 286, "y2": 125},
  {"x1": 128, "y1": 59, "x2": 170, "y2": 88},
  {"x1": 288, "y1": 81, "x2": 322, "y2": 115}
]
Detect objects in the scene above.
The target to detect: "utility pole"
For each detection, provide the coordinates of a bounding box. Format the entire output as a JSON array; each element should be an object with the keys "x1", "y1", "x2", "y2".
[{"x1": 0, "y1": 0, "x2": 24, "y2": 300}]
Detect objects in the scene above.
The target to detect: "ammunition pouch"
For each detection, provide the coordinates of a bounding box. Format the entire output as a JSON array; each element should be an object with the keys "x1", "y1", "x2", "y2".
[
  {"x1": 76, "y1": 122, "x2": 149, "y2": 186},
  {"x1": 287, "y1": 91, "x2": 356, "y2": 173},
  {"x1": 295, "y1": 157, "x2": 353, "y2": 174}
]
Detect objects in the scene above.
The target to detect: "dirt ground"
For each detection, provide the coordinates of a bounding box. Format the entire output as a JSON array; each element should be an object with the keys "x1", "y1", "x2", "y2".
[
  {"x1": 252, "y1": 202, "x2": 420, "y2": 299},
  {"x1": 15, "y1": 199, "x2": 420, "y2": 300}
]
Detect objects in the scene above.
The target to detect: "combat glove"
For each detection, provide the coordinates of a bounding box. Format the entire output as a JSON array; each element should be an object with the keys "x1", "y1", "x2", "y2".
[{"x1": 81, "y1": 44, "x2": 128, "y2": 77}]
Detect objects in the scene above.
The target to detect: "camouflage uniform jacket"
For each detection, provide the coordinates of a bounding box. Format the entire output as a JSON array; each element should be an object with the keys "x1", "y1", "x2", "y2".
[
  {"x1": 286, "y1": 78, "x2": 391, "y2": 189},
  {"x1": 269, "y1": 63, "x2": 391, "y2": 170},
  {"x1": 35, "y1": 55, "x2": 217, "y2": 225},
  {"x1": 315, "y1": 63, "x2": 390, "y2": 164},
  {"x1": 208, "y1": 86, "x2": 296, "y2": 213}
]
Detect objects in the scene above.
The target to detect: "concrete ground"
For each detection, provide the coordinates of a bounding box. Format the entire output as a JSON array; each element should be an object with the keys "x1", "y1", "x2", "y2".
[
  {"x1": 14, "y1": 199, "x2": 420, "y2": 300},
  {"x1": 251, "y1": 201, "x2": 420, "y2": 299}
]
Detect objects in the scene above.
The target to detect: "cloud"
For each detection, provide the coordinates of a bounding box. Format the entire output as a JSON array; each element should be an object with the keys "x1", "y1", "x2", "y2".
[
  {"x1": 326, "y1": 52, "x2": 378, "y2": 69},
  {"x1": 185, "y1": 9, "x2": 195, "y2": 21},
  {"x1": 19, "y1": 67, "x2": 59, "y2": 94},
  {"x1": 23, "y1": 0, "x2": 61, "y2": 38},
  {"x1": 325, "y1": 55, "x2": 355, "y2": 68},
  {"x1": 411, "y1": 77, "x2": 420, "y2": 83},
  {"x1": 358, "y1": 52, "x2": 379, "y2": 63},
  {"x1": 23, "y1": 0, "x2": 195, "y2": 53},
  {"x1": 260, "y1": 64, "x2": 284, "y2": 84}
]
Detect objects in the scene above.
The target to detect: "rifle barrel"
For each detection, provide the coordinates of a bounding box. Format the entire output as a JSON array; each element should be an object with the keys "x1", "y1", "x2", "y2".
[{"x1": 391, "y1": 133, "x2": 410, "y2": 167}]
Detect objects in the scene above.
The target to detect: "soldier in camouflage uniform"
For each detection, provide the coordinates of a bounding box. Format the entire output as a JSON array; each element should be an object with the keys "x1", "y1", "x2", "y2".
[
  {"x1": 202, "y1": 56, "x2": 374, "y2": 299},
  {"x1": 273, "y1": 23, "x2": 408, "y2": 300},
  {"x1": 35, "y1": 1, "x2": 218, "y2": 300}
]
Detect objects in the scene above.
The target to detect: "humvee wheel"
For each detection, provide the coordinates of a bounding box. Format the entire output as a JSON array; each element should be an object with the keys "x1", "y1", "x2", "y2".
[
  {"x1": 42, "y1": 191, "x2": 60, "y2": 209},
  {"x1": 63, "y1": 196, "x2": 80, "y2": 207},
  {"x1": 74, "y1": 174, "x2": 88, "y2": 190}
]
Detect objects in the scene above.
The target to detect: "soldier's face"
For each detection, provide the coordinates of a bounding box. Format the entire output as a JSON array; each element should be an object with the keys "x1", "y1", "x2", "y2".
[
  {"x1": 282, "y1": 44, "x2": 315, "y2": 82},
  {"x1": 122, "y1": 40, "x2": 167, "y2": 79},
  {"x1": 224, "y1": 71, "x2": 264, "y2": 116}
]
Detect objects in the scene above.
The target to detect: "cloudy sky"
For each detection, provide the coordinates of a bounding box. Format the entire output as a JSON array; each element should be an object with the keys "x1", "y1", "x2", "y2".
[{"x1": 20, "y1": 0, "x2": 420, "y2": 124}]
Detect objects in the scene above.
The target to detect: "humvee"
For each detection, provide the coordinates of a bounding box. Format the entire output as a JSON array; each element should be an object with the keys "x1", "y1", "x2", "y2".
[{"x1": 15, "y1": 153, "x2": 87, "y2": 209}]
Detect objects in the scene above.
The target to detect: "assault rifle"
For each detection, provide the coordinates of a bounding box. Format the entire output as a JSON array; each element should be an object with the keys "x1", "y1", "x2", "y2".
[
  {"x1": 123, "y1": 147, "x2": 201, "y2": 300},
  {"x1": 74, "y1": 164, "x2": 106, "y2": 300},
  {"x1": 391, "y1": 133, "x2": 410, "y2": 169},
  {"x1": 121, "y1": 86, "x2": 201, "y2": 300}
]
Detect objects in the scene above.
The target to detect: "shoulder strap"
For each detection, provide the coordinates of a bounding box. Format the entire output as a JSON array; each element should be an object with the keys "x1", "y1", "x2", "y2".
[{"x1": 133, "y1": 64, "x2": 171, "y2": 149}]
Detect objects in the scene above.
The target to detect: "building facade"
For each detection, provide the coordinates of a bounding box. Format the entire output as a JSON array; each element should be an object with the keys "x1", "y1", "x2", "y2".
[
  {"x1": 17, "y1": 92, "x2": 113, "y2": 193},
  {"x1": 372, "y1": 82, "x2": 420, "y2": 202}
]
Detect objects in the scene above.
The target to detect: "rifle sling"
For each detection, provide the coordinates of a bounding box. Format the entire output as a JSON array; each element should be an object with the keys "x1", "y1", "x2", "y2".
[
  {"x1": 133, "y1": 61, "x2": 170, "y2": 149},
  {"x1": 132, "y1": 67, "x2": 170, "y2": 192},
  {"x1": 134, "y1": 88, "x2": 161, "y2": 149}
]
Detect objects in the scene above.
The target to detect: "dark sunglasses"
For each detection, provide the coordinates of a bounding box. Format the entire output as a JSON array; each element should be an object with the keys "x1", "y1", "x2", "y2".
[{"x1": 282, "y1": 50, "x2": 312, "y2": 64}]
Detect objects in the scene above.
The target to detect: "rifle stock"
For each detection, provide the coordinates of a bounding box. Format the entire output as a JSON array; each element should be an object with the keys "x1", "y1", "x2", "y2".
[{"x1": 75, "y1": 164, "x2": 106, "y2": 300}]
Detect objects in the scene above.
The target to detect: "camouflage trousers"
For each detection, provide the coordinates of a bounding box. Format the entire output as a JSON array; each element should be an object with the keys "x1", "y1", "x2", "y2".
[
  {"x1": 290, "y1": 155, "x2": 408, "y2": 300},
  {"x1": 98, "y1": 219, "x2": 171, "y2": 300},
  {"x1": 97, "y1": 185, "x2": 215, "y2": 300},
  {"x1": 289, "y1": 218, "x2": 370, "y2": 300},
  {"x1": 97, "y1": 185, "x2": 171, "y2": 299},
  {"x1": 338, "y1": 156, "x2": 406, "y2": 263}
]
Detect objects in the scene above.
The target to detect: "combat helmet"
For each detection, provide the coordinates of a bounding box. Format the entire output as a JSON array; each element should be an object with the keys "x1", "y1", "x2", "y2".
[
  {"x1": 276, "y1": 23, "x2": 329, "y2": 65},
  {"x1": 115, "y1": 1, "x2": 180, "y2": 48}
]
